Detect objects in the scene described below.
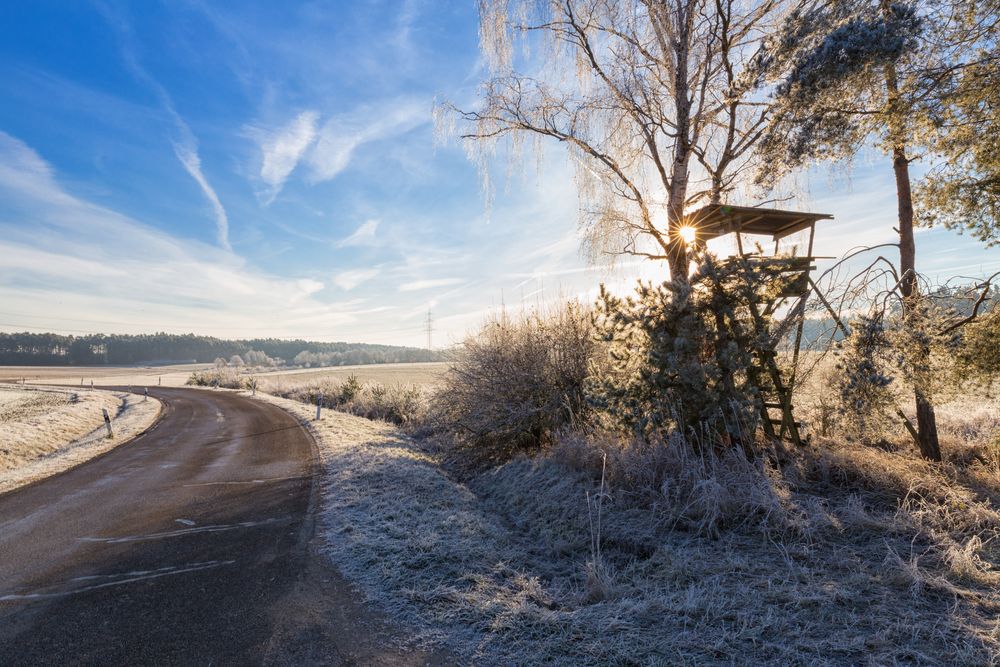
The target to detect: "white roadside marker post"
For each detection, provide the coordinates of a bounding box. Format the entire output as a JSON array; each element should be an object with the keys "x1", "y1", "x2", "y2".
[
  {"x1": 102, "y1": 408, "x2": 113, "y2": 439},
  {"x1": 144, "y1": 387, "x2": 148, "y2": 402},
  {"x1": 90, "y1": 380, "x2": 94, "y2": 390},
  {"x1": 316, "y1": 392, "x2": 323, "y2": 421},
  {"x1": 158, "y1": 376, "x2": 161, "y2": 386}
]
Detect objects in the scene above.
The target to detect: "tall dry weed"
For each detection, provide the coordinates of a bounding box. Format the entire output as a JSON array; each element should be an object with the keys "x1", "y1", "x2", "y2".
[{"x1": 555, "y1": 429, "x2": 788, "y2": 536}]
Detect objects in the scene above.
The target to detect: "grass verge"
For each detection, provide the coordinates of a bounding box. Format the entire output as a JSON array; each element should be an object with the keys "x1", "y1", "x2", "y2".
[{"x1": 250, "y1": 390, "x2": 1000, "y2": 665}]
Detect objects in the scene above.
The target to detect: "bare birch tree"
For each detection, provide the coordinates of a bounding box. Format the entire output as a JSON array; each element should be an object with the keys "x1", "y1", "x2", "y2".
[{"x1": 447, "y1": 0, "x2": 799, "y2": 284}]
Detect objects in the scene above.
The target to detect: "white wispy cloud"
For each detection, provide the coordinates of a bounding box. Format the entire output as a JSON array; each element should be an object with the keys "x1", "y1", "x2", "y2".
[
  {"x1": 174, "y1": 143, "x2": 232, "y2": 252},
  {"x1": 399, "y1": 278, "x2": 464, "y2": 292},
  {"x1": 307, "y1": 98, "x2": 429, "y2": 182},
  {"x1": 97, "y1": 2, "x2": 233, "y2": 252},
  {"x1": 0, "y1": 132, "x2": 368, "y2": 338},
  {"x1": 333, "y1": 268, "x2": 379, "y2": 291},
  {"x1": 296, "y1": 278, "x2": 325, "y2": 295},
  {"x1": 337, "y1": 219, "x2": 380, "y2": 247},
  {"x1": 238, "y1": 99, "x2": 428, "y2": 204},
  {"x1": 251, "y1": 110, "x2": 320, "y2": 203}
]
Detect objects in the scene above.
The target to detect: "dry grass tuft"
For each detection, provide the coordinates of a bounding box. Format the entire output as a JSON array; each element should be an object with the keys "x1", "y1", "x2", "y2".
[{"x1": 554, "y1": 430, "x2": 790, "y2": 537}]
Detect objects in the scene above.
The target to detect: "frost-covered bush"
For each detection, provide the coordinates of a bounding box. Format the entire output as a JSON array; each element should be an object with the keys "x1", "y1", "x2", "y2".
[
  {"x1": 187, "y1": 367, "x2": 248, "y2": 389},
  {"x1": 269, "y1": 379, "x2": 427, "y2": 425},
  {"x1": 243, "y1": 349, "x2": 279, "y2": 367},
  {"x1": 953, "y1": 306, "x2": 1000, "y2": 387},
  {"x1": 360, "y1": 383, "x2": 425, "y2": 424},
  {"x1": 430, "y1": 302, "x2": 595, "y2": 466},
  {"x1": 339, "y1": 373, "x2": 362, "y2": 402}
]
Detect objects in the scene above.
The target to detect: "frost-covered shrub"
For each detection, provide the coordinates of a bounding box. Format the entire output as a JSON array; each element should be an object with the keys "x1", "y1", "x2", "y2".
[
  {"x1": 339, "y1": 373, "x2": 362, "y2": 402},
  {"x1": 354, "y1": 383, "x2": 425, "y2": 424},
  {"x1": 430, "y1": 302, "x2": 595, "y2": 466},
  {"x1": 953, "y1": 306, "x2": 1000, "y2": 387},
  {"x1": 269, "y1": 378, "x2": 427, "y2": 425},
  {"x1": 187, "y1": 367, "x2": 248, "y2": 389},
  {"x1": 243, "y1": 349, "x2": 279, "y2": 367}
]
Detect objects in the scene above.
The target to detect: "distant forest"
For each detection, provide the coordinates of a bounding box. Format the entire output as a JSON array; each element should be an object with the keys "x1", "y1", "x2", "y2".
[{"x1": 0, "y1": 332, "x2": 445, "y2": 367}]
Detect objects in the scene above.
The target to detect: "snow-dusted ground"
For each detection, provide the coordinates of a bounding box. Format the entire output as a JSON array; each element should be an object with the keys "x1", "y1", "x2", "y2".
[
  {"x1": 244, "y1": 388, "x2": 1000, "y2": 666},
  {"x1": 0, "y1": 384, "x2": 161, "y2": 494}
]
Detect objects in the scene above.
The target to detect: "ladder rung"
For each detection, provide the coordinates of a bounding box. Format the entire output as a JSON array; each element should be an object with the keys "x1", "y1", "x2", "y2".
[
  {"x1": 763, "y1": 402, "x2": 784, "y2": 408},
  {"x1": 768, "y1": 418, "x2": 802, "y2": 427}
]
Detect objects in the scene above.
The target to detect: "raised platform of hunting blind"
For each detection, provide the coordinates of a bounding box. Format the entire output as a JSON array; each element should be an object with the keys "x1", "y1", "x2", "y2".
[{"x1": 685, "y1": 204, "x2": 835, "y2": 447}]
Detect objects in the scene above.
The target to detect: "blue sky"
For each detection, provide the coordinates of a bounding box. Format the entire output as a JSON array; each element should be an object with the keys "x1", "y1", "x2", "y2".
[{"x1": 0, "y1": 1, "x2": 997, "y2": 348}]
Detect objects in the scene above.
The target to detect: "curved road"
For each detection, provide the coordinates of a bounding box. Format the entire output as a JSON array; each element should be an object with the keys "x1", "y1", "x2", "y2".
[{"x1": 0, "y1": 388, "x2": 443, "y2": 666}]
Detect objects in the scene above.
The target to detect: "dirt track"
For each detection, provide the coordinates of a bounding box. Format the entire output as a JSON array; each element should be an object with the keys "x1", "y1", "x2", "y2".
[{"x1": 0, "y1": 387, "x2": 447, "y2": 666}]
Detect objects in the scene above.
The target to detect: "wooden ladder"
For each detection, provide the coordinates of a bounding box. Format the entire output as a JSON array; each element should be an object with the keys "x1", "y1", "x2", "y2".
[{"x1": 742, "y1": 256, "x2": 810, "y2": 446}]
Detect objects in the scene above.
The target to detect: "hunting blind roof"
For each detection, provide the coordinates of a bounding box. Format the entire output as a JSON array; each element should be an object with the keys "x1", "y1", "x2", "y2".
[{"x1": 686, "y1": 204, "x2": 833, "y2": 242}]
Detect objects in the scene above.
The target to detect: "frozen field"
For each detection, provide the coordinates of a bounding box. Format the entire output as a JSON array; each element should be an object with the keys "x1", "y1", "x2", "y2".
[
  {"x1": 0, "y1": 364, "x2": 211, "y2": 388},
  {"x1": 0, "y1": 384, "x2": 161, "y2": 493}
]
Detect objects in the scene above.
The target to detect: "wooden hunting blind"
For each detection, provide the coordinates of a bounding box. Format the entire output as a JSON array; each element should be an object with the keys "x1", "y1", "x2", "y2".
[{"x1": 684, "y1": 204, "x2": 835, "y2": 446}]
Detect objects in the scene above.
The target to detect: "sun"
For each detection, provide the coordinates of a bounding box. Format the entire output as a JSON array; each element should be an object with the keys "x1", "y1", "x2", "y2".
[{"x1": 677, "y1": 225, "x2": 697, "y2": 245}]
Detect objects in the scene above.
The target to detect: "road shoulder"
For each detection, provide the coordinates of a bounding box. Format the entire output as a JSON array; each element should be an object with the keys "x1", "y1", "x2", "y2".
[{"x1": 240, "y1": 389, "x2": 457, "y2": 665}]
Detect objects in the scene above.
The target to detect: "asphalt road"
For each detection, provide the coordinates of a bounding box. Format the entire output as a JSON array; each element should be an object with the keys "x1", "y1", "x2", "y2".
[{"x1": 0, "y1": 387, "x2": 445, "y2": 666}]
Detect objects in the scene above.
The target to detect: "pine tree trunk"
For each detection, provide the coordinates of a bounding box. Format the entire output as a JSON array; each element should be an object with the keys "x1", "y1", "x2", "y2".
[
  {"x1": 891, "y1": 146, "x2": 942, "y2": 462},
  {"x1": 882, "y1": 0, "x2": 940, "y2": 462}
]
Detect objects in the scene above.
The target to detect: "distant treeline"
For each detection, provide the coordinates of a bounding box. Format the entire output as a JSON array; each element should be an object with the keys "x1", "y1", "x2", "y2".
[{"x1": 0, "y1": 332, "x2": 445, "y2": 366}]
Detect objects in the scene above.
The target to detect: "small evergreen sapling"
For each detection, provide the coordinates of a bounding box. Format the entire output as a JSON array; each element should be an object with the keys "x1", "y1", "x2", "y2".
[
  {"x1": 588, "y1": 254, "x2": 788, "y2": 453},
  {"x1": 836, "y1": 314, "x2": 897, "y2": 441}
]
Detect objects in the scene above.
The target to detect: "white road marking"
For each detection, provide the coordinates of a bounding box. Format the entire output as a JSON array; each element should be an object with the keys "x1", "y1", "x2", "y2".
[
  {"x1": 182, "y1": 475, "x2": 303, "y2": 487},
  {"x1": 0, "y1": 560, "x2": 236, "y2": 601},
  {"x1": 77, "y1": 517, "x2": 288, "y2": 544},
  {"x1": 174, "y1": 518, "x2": 195, "y2": 526}
]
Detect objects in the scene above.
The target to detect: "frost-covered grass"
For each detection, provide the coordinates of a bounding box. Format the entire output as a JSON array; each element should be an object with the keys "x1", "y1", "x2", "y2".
[
  {"x1": 252, "y1": 390, "x2": 1000, "y2": 665},
  {"x1": 254, "y1": 361, "x2": 448, "y2": 387},
  {"x1": 190, "y1": 370, "x2": 429, "y2": 424},
  {"x1": 0, "y1": 384, "x2": 161, "y2": 493}
]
